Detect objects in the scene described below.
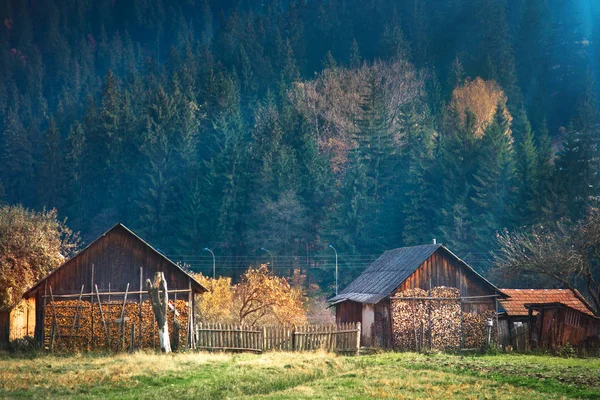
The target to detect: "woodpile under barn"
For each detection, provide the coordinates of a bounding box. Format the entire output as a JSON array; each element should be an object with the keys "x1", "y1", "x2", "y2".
[
  {"x1": 22, "y1": 223, "x2": 205, "y2": 351},
  {"x1": 330, "y1": 244, "x2": 502, "y2": 349},
  {"x1": 43, "y1": 297, "x2": 190, "y2": 352},
  {"x1": 391, "y1": 287, "x2": 496, "y2": 351}
]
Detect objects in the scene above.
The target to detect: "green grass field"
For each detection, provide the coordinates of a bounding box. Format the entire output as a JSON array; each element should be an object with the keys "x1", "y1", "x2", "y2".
[{"x1": 1, "y1": 351, "x2": 599, "y2": 399}]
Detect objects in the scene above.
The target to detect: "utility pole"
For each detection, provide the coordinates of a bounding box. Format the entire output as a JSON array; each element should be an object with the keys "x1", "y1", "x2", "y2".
[
  {"x1": 203, "y1": 248, "x2": 216, "y2": 279},
  {"x1": 260, "y1": 247, "x2": 274, "y2": 268},
  {"x1": 328, "y1": 244, "x2": 338, "y2": 296}
]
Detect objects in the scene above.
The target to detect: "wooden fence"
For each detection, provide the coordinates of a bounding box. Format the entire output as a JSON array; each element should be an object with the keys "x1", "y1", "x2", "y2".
[{"x1": 195, "y1": 322, "x2": 361, "y2": 354}]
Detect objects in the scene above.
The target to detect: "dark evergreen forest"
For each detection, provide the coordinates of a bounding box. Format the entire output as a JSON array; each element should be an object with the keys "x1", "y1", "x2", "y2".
[{"x1": 1, "y1": 0, "x2": 599, "y2": 292}]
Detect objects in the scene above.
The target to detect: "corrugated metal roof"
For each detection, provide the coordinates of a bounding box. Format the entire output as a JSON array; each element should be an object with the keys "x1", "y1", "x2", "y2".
[
  {"x1": 499, "y1": 289, "x2": 596, "y2": 317},
  {"x1": 328, "y1": 244, "x2": 441, "y2": 304},
  {"x1": 328, "y1": 244, "x2": 499, "y2": 305}
]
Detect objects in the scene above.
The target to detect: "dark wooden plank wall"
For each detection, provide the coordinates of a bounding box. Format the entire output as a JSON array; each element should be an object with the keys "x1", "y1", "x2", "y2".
[
  {"x1": 393, "y1": 249, "x2": 496, "y2": 313},
  {"x1": 336, "y1": 301, "x2": 362, "y2": 324},
  {"x1": 34, "y1": 226, "x2": 193, "y2": 295},
  {"x1": 535, "y1": 307, "x2": 600, "y2": 349},
  {"x1": 0, "y1": 312, "x2": 9, "y2": 348}
]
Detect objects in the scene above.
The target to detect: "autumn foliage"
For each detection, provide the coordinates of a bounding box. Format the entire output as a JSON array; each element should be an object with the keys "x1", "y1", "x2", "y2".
[
  {"x1": 0, "y1": 206, "x2": 79, "y2": 312},
  {"x1": 192, "y1": 274, "x2": 234, "y2": 323},
  {"x1": 449, "y1": 77, "x2": 511, "y2": 137},
  {"x1": 193, "y1": 265, "x2": 307, "y2": 326},
  {"x1": 291, "y1": 60, "x2": 423, "y2": 173}
]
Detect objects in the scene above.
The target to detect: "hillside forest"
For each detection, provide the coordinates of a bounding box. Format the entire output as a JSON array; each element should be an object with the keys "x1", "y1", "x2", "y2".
[{"x1": 1, "y1": 0, "x2": 600, "y2": 295}]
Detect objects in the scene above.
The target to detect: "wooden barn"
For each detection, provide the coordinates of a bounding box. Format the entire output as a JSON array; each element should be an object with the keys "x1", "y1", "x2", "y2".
[
  {"x1": 497, "y1": 289, "x2": 597, "y2": 351},
  {"x1": 22, "y1": 223, "x2": 206, "y2": 351},
  {"x1": 526, "y1": 302, "x2": 600, "y2": 350},
  {"x1": 329, "y1": 244, "x2": 502, "y2": 348}
]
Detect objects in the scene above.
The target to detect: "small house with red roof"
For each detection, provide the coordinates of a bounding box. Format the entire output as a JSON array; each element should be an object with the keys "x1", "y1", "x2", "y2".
[{"x1": 498, "y1": 289, "x2": 599, "y2": 350}]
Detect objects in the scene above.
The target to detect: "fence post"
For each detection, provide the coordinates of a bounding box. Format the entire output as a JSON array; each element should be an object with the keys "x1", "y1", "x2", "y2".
[
  {"x1": 355, "y1": 322, "x2": 361, "y2": 355},
  {"x1": 292, "y1": 324, "x2": 296, "y2": 351}
]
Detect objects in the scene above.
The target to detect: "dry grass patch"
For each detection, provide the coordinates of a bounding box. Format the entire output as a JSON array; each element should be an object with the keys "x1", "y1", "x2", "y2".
[{"x1": 0, "y1": 351, "x2": 232, "y2": 392}]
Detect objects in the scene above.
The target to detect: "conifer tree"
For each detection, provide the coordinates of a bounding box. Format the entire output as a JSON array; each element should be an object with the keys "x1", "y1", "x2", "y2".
[
  {"x1": 556, "y1": 83, "x2": 600, "y2": 221},
  {"x1": 532, "y1": 119, "x2": 555, "y2": 222},
  {"x1": 37, "y1": 116, "x2": 63, "y2": 209},
  {"x1": 64, "y1": 121, "x2": 86, "y2": 230},
  {"x1": 349, "y1": 38, "x2": 361, "y2": 69},
  {"x1": 1, "y1": 109, "x2": 34, "y2": 206},
  {"x1": 401, "y1": 104, "x2": 437, "y2": 246},
  {"x1": 514, "y1": 109, "x2": 538, "y2": 225},
  {"x1": 438, "y1": 108, "x2": 480, "y2": 257},
  {"x1": 471, "y1": 103, "x2": 515, "y2": 258}
]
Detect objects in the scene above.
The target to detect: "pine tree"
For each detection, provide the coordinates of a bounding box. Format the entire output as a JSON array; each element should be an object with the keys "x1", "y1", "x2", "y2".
[
  {"x1": 64, "y1": 121, "x2": 86, "y2": 230},
  {"x1": 555, "y1": 83, "x2": 600, "y2": 221},
  {"x1": 207, "y1": 113, "x2": 250, "y2": 252},
  {"x1": 438, "y1": 108, "x2": 480, "y2": 257},
  {"x1": 514, "y1": 109, "x2": 538, "y2": 226},
  {"x1": 471, "y1": 103, "x2": 515, "y2": 259},
  {"x1": 0, "y1": 109, "x2": 34, "y2": 206},
  {"x1": 532, "y1": 119, "x2": 555, "y2": 222},
  {"x1": 337, "y1": 72, "x2": 397, "y2": 252},
  {"x1": 349, "y1": 38, "x2": 361, "y2": 69},
  {"x1": 401, "y1": 104, "x2": 437, "y2": 246},
  {"x1": 37, "y1": 116, "x2": 63, "y2": 209},
  {"x1": 136, "y1": 87, "x2": 178, "y2": 245},
  {"x1": 381, "y1": 23, "x2": 410, "y2": 61}
]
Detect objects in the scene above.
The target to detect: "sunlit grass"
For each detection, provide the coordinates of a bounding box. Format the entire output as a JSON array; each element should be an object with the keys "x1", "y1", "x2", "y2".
[{"x1": 0, "y1": 351, "x2": 599, "y2": 399}]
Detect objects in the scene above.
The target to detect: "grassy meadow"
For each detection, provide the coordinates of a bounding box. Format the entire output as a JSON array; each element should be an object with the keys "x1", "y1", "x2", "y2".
[{"x1": 1, "y1": 351, "x2": 599, "y2": 399}]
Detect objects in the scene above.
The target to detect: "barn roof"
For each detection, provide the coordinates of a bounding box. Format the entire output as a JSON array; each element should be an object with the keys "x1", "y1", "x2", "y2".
[
  {"x1": 328, "y1": 244, "x2": 498, "y2": 305},
  {"x1": 524, "y1": 302, "x2": 600, "y2": 320},
  {"x1": 23, "y1": 223, "x2": 206, "y2": 298},
  {"x1": 499, "y1": 289, "x2": 596, "y2": 317}
]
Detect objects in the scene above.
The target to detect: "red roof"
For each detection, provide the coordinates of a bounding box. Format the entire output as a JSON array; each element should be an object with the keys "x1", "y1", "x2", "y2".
[{"x1": 499, "y1": 289, "x2": 596, "y2": 317}]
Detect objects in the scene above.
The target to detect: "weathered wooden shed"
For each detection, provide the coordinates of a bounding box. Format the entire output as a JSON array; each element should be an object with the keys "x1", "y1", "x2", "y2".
[
  {"x1": 0, "y1": 298, "x2": 36, "y2": 349},
  {"x1": 22, "y1": 223, "x2": 206, "y2": 351},
  {"x1": 525, "y1": 302, "x2": 600, "y2": 350},
  {"x1": 329, "y1": 244, "x2": 501, "y2": 348},
  {"x1": 497, "y1": 289, "x2": 597, "y2": 351}
]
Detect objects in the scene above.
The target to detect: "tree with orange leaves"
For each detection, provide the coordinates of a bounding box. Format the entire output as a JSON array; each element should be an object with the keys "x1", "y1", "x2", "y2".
[
  {"x1": 193, "y1": 265, "x2": 307, "y2": 327},
  {"x1": 234, "y1": 265, "x2": 306, "y2": 326},
  {"x1": 449, "y1": 77, "x2": 511, "y2": 138}
]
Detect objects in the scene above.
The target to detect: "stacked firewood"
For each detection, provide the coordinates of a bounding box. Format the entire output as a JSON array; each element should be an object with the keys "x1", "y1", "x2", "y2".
[
  {"x1": 429, "y1": 287, "x2": 461, "y2": 351},
  {"x1": 462, "y1": 309, "x2": 496, "y2": 349},
  {"x1": 44, "y1": 299, "x2": 189, "y2": 352},
  {"x1": 392, "y1": 286, "x2": 477, "y2": 351},
  {"x1": 391, "y1": 288, "x2": 428, "y2": 350}
]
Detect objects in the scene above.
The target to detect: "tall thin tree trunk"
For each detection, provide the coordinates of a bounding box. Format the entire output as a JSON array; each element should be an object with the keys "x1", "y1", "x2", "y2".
[{"x1": 146, "y1": 271, "x2": 172, "y2": 353}]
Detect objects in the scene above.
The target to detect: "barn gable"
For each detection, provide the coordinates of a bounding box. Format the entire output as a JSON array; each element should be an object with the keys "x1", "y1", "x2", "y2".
[
  {"x1": 23, "y1": 223, "x2": 205, "y2": 298},
  {"x1": 329, "y1": 244, "x2": 498, "y2": 305}
]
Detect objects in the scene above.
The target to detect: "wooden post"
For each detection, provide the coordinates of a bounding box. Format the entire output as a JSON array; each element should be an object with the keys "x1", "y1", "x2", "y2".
[
  {"x1": 460, "y1": 298, "x2": 465, "y2": 350},
  {"x1": 42, "y1": 280, "x2": 48, "y2": 348},
  {"x1": 48, "y1": 286, "x2": 61, "y2": 343},
  {"x1": 527, "y1": 307, "x2": 534, "y2": 350},
  {"x1": 95, "y1": 284, "x2": 110, "y2": 348},
  {"x1": 355, "y1": 322, "x2": 361, "y2": 355},
  {"x1": 69, "y1": 285, "x2": 85, "y2": 344},
  {"x1": 108, "y1": 283, "x2": 111, "y2": 350},
  {"x1": 119, "y1": 283, "x2": 130, "y2": 352},
  {"x1": 188, "y1": 280, "x2": 193, "y2": 349},
  {"x1": 139, "y1": 266, "x2": 143, "y2": 349},
  {"x1": 50, "y1": 324, "x2": 55, "y2": 353},
  {"x1": 90, "y1": 264, "x2": 95, "y2": 350},
  {"x1": 130, "y1": 324, "x2": 135, "y2": 353}
]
